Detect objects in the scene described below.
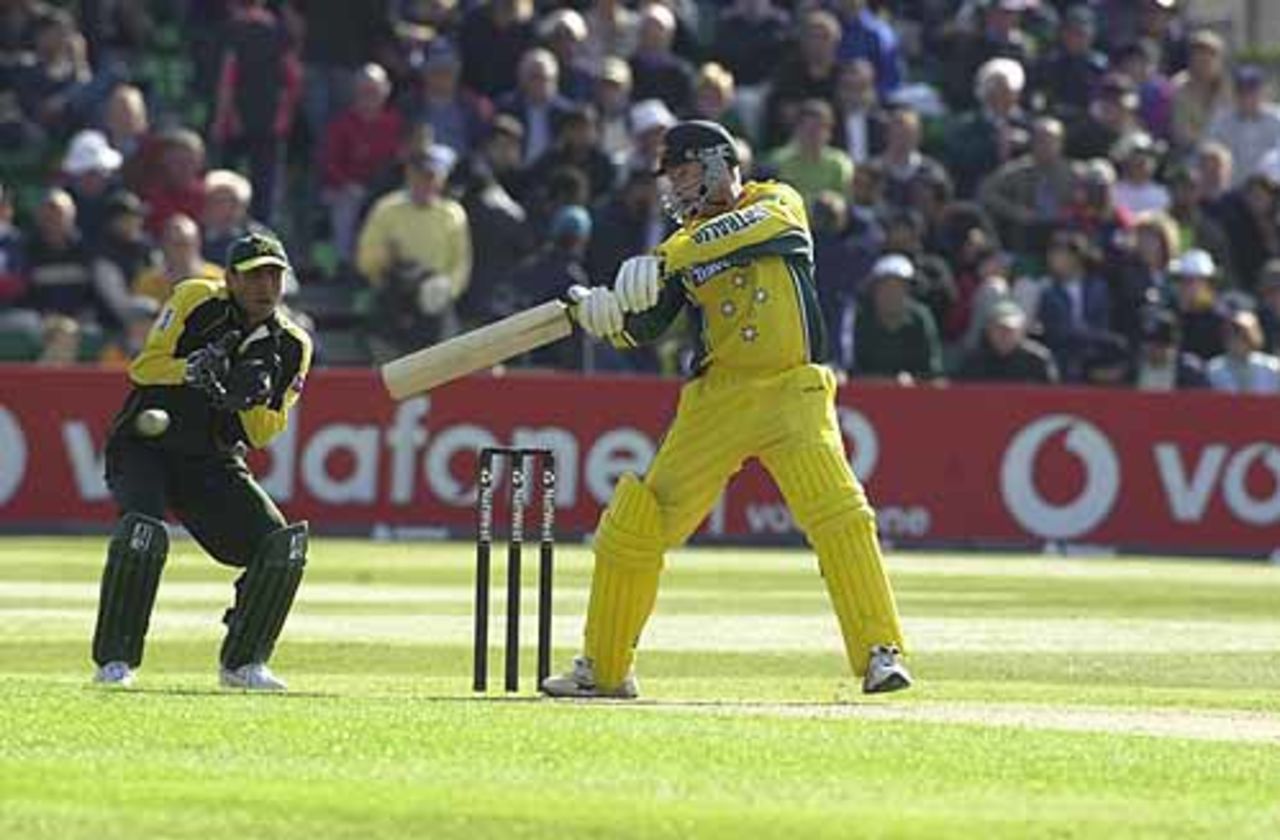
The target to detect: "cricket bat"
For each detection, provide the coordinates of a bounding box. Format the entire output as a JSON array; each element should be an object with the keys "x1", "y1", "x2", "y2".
[{"x1": 380, "y1": 287, "x2": 587, "y2": 400}]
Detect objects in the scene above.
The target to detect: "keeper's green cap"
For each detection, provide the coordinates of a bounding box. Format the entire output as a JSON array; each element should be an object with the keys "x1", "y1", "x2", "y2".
[{"x1": 227, "y1": 231, "x2": 290, "y2": 273}]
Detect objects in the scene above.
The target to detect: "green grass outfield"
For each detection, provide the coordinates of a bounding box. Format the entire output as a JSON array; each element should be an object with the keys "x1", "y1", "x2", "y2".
[{"x1": 2, "y1": 537, "x2": 1279, "y2": 839}]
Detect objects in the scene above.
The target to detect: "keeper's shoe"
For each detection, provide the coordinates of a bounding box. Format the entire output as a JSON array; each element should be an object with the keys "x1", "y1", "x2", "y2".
[
  {"x1": 220, "y1": 662, "x2": 287, "y2": 692},
  {"x1": 540, "y1": 656, "x2": 639, "y2": 699},
  {"x1": 862, "y1": 644, "x2": 913, "y2": 695},
  {"x1": 93, "y1": 660, "x2": 135, "y2": 687}
]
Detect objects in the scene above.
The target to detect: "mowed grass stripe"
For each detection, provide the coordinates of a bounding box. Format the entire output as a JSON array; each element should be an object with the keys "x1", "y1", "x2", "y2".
[
  {"x1": 5, "y1": 577, "x2": 1280, "y2": 620},
  {"x1": 6, "y1": 638, "x2": 1280, "y2": 712},
  {"x1": 617, "y1": 700, "x2": 1280, "y2": 743},
  {"x1": 5, "y1": 583, "x2": 1274, "y2": 622},
  {"x1": 2, "y1": 683, "x2": 1278, "y2": 839},
  {"x1": 6, "y1": 539, "x2": 1280, "y2": 623},
  {"x1": 9, "y1": 603, "x2": 1280, "y2": 655},
  {"x1": 4, "y1": 537, "x2": 1280, "y2": 837}
]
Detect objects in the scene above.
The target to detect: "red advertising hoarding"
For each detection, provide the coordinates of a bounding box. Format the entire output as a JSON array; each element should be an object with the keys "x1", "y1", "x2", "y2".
[{"x1": 0, "y1": 365, "x2": 1277, "y2": 557}]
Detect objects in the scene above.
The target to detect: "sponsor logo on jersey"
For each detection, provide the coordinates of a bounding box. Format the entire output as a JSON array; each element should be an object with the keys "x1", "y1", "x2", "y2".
[
  {"x1": 686, "y1": 258, "x2": 736, "y2": 286},
  {"x1": 691, "y1": 204, "x2": 769, "y2": 245}
]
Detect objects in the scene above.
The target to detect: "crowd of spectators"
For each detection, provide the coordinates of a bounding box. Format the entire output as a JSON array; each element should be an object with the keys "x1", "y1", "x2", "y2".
[{"x1": 2, "y1": 0, "x2": 1279, "y2": 395}]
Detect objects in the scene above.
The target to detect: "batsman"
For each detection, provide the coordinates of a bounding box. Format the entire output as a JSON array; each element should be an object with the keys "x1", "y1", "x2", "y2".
[
  {"x1": 91, "y1": 232, "x2": 313, "y2": 691},
  {"x1": 543, "y1": 121, "x2": 911, "y2": 698}
]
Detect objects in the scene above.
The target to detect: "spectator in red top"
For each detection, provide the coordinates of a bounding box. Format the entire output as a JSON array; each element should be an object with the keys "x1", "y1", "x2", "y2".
[
  {"x1": 212, "y1": 0, "x2": 302, "y2": 225},
  {"x1": 1062, "y1": 158, "x2": 1134, "y2": 262},
  {"x1": 323, "y1": 62, "x2": 404, "y2": 266},
  {"x1": 142, "y1": 128, "x2": 207, "y2": 237}
]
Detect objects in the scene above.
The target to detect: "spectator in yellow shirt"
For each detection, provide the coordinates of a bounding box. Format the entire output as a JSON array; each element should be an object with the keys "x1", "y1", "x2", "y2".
[{"x1": 356, "y1": 141, "x2": 472, "y2": 356}]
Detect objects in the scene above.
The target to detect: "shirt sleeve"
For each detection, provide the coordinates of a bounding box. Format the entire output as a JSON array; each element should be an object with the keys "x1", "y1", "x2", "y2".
[
  {"x1": 447, "y1": 203, "x2": 473, "y2": 297},
  {"x1": 356, "y1": 201, "x2": 392, "y2": 287},
  {"x1": 234, "y1": 323, "x2": 313, "y2": 449},
  {"x1": 614, "y1": 280, "x2": 688, "y2": 347},
  {"x1": 127, "y1": 280, "x2": 215, "y2": 385}
]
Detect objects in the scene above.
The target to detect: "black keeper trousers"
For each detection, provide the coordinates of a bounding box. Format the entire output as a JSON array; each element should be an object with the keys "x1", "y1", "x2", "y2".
[{"x1": 105, "y1": 435, "x2": 287, "y2": 568}]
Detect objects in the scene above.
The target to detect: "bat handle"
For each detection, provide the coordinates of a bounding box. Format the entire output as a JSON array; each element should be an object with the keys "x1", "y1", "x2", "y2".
[{"x1": 564, "y1": 284, "x2": 591, "y2": 305}]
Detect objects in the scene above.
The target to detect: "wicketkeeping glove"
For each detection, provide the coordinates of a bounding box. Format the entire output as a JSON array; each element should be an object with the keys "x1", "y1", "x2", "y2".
[
  {"x1": 215, "y1": 354, "x2": 279, "y2": 412},
  {"x1": 184, "y1": 330, "x2": 240, "y2": 403}
]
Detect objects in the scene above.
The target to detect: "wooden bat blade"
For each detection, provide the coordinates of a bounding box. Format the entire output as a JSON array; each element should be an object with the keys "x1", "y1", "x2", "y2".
[{"x1": 380, "y1": 299, "x2": 574, "y2": 399}]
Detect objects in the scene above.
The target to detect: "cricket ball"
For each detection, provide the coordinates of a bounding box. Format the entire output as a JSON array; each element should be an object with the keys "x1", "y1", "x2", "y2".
[{"x1": 135, "y1": 408, "x2": 171, "y2": 438}]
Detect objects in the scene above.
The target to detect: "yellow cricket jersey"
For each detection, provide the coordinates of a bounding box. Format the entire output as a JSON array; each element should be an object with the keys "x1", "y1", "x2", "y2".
[
  {"x1": 618, "y1": 180, "x2": 826, "y2": 376},
  {"x1": 115, "y1": 278, "x2": 313, "y2": 454}
]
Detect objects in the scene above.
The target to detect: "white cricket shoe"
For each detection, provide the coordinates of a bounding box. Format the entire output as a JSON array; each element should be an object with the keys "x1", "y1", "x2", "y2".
[
  {"x1": 93, "y1": 660, "x2": 135, "y2": 687},
  {"x1": 540, "y1": 656, "x2": 639, "y2": 699},
  {"x1": 862, "y1": 644, "x2": 912, "y2": 694},
  {"x1": 220, "y1": 662, "x2": 288, "y2": 692}
]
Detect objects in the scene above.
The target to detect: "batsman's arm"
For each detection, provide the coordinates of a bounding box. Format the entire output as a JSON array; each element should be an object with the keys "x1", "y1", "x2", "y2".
[
  {"x1": 128, "y1": 280, "x2": 221, "y2": 385},
  {"x1": 612, "y1": 280, "x2": 687, "y2": 347},
  {"x1": 233, "y1": 320, "x2": 313, "y2": 449}
]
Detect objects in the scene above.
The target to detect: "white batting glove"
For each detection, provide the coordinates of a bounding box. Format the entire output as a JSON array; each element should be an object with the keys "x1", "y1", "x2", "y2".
[
  {"x1": 575, "y1": 286, "x2": 625, "y2": 338},
  {"x1": 613, "y1": 255, "x2": 662, "y2": 313},
  {"x1": 416, "y1": 275, "x2": 453, "y2": 315}
]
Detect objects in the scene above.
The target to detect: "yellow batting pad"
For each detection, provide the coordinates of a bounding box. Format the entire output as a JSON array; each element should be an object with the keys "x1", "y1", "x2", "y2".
[
  {"x1": 811, "y1": 513, "x2": 906, "y2": 676},
  {"x1": 583, "y1": 474, "x2": 665, "y2": 688},
  {"x1": 763, "y1": 442, "x2": 905, "y2": 676}
]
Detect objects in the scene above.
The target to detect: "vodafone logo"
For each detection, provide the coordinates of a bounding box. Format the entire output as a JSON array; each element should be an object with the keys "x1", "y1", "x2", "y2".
[
  {"x1": 837, "y1": 407, "x2": 877, "y2": 480},
  {"x1": 0, "y1": 406, "x2": 26, "y2": 506},
  {"x1": 1000, "y1": 414, "x2": 1120, "y2": 540}
]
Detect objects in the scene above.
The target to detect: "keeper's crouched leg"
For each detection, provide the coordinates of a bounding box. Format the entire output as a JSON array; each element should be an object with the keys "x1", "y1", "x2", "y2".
[
  {"x1": 220, "y1": 522, "x2": 308, "y2": 670},
  {"x1": 582, "y1": 474, "x2": 664, "y2": 690},
  {"x1": 763, "y1": 444, "x2": 906, "y2": 677},
  {"x1": 92, "y1": 512, "x2": 169, "y2": 668}
]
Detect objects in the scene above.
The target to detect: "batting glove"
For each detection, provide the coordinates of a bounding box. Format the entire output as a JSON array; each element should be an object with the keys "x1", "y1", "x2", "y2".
[
  {"x1": 613, "y1": 255, "x2": 662, "y2": 313},
  {"x1": 575, "y1": 287, "x2": 625, "y2": 338}
]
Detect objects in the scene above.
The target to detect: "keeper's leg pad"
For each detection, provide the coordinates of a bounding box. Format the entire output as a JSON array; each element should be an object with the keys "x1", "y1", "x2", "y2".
[
  {"x1": 220, "y1": 522, "x2": 308, "y2": 669},
  {"x1": 762, "y1": 444, "x2": 906, "y2": 677},
  {"x1": 583, "y1": 474, "x2": 665, "y2": 689},
  {"x1": 92, "y1": 513, "x2": 169, "y2": 667}
]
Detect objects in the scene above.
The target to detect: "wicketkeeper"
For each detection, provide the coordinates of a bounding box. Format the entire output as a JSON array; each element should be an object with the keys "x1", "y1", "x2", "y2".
[
  {"x1": 91, "y1": 232, "x2": 313, "y2": 691},
  {"x1": 543, "y1": 120, "x2": 912, "y2": 697}
]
